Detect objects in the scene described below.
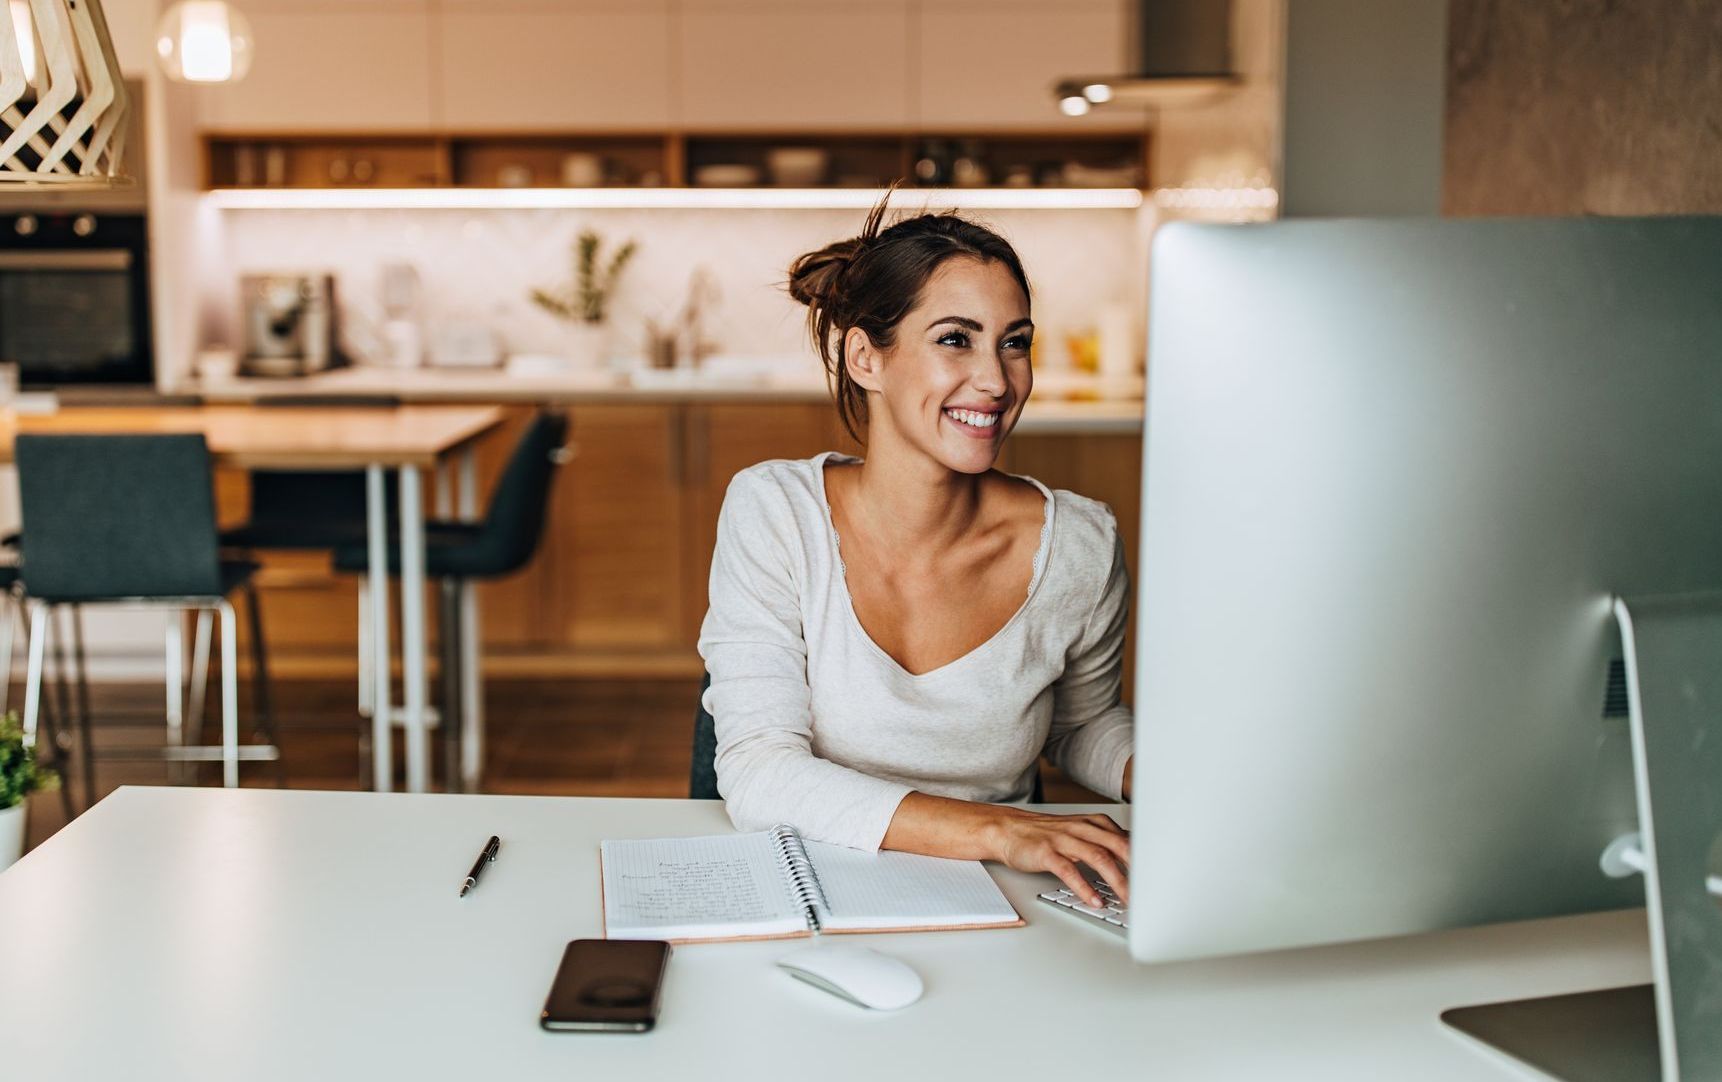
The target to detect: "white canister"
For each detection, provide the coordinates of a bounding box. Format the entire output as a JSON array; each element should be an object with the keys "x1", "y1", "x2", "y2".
[{"x1": 0, "y1": 802, "x2": 25, "y2": 869}]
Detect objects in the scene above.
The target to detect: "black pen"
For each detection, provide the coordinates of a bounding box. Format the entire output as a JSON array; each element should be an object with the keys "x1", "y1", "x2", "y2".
[{"x1": 460, "y1": 835, "x2": 501, "y2": 897}]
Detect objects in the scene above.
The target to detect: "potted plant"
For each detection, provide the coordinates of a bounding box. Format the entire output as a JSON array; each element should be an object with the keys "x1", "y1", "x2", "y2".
[
  {"x1": 531, "y1": 230, "x2": 638, "y2": 368},
  {"x1": 0, "y1": 713, "x2": 58, "y2": 869}
]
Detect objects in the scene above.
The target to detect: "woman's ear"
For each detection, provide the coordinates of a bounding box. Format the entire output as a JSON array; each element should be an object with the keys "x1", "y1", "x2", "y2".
[{"x1": 844, "y1": 327, "x2": 884, "y2": 392}]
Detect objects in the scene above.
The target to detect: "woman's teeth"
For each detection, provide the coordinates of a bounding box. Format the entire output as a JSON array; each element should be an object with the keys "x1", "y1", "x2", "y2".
[{"x1": 945, "y1": 408, "x2": 999, "y2": 429}]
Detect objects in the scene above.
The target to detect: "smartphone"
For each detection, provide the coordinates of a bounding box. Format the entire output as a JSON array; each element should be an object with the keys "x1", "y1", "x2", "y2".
[{"x1": 540, "y1": 939, "x2": 672, "y2": 1032}]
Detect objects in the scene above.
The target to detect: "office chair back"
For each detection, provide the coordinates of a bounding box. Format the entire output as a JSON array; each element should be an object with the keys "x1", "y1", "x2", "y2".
[
  {"x1": 691, "y1": 672, "x2": 719, "y2": 799},
  {"x1": 468, "y1": 410, "x2": 570, "y2": 578},
  {"x1": 16, "y1": 434, "x2": 225, "y2": 602}
]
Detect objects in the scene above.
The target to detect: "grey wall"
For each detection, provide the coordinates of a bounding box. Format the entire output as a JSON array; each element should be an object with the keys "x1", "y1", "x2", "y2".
[{"x1": 1279, "y1": 0, "x2": 1448, "y2": 217}]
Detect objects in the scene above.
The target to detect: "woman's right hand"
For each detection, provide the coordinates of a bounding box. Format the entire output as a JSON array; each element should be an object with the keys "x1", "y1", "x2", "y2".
[
  {"x1": 980, "y1": 805, "x2": 1130, "y2": 907},
  {"x1": 882, "y1": 793, "x2": 1130, "y2": 908}
]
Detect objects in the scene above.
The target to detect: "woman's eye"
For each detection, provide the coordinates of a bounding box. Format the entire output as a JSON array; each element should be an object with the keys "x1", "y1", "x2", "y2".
[
  {"x1": 1003, "y1": 335, "x2": 1031, "y2": 352},
  {"x1": 937, "y1": 330, "x2": 971, "y2": 348}
]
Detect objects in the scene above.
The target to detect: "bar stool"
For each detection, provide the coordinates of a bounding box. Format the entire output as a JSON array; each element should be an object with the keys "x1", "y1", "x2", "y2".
[
  {"x1": 330, "y1": 410, "x2": 570, "y2": 791},
  {"x1": 14, "y1": 434, "x2": 281, "y2": 790},
  {"x1": 219, "y1": 396, "x2": 401, "y2": 741}
]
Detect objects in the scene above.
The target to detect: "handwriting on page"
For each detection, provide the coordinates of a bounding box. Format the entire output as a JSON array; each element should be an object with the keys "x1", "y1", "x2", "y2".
[
  {"x1": 615, "y1": 858, "x2": 774, "y2": 923},
  {"x1": 602, "y1": 833, "x2": 801, "y2": 934}
]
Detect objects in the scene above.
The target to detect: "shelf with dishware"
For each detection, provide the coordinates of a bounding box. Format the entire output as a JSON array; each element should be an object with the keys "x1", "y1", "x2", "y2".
[{"x1": 201, "y1": 129, "x2": 1149, "y2": 194}]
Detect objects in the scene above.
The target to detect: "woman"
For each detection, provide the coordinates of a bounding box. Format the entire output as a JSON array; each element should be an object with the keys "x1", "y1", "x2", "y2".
[{"x1": 698, "y1": 199, "x2": 1133, "y2": 907}]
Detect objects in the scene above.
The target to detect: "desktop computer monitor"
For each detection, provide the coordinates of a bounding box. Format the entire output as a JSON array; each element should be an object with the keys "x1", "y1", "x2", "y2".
[{"x1": 1128, "y1": 215, "x2": 1722, "y2": 966}]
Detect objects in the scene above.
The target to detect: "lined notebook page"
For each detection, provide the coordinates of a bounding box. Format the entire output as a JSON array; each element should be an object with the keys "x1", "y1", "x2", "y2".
[
  {"x1": 601, "y1": 833, "x2": 807, "y2": 941},
  {"x1": 803, "y1": 840, "x2": 1020, "y2": 932}
]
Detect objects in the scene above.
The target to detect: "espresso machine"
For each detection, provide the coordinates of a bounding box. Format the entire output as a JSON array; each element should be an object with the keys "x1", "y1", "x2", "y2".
[{"x1": 240, "y1": 273, "x2": 337, "y2": 377}]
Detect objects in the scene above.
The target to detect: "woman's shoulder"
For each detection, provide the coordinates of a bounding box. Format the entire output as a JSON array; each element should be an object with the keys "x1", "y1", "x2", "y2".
[
  {"x1": 722, "y1": 453, "x2": 853, "y2": 523},
  {"x1": 1014, "y1": 477, "x2": 1118, "y2": 556}
]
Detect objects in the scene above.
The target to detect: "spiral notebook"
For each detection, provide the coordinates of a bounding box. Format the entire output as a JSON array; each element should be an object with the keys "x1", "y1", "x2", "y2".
[{"x1": 600, "y1": 825, "x2": 1024, "y2": 943}]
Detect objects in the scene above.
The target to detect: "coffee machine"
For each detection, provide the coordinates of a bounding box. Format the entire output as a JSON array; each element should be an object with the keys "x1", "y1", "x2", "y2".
[{"x1": 240, "y1": 273, "x2": 337, "y2": 377}]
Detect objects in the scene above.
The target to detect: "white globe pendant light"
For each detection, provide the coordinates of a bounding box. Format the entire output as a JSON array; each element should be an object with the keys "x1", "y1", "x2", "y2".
[{"x1": 155, "y1": 0, "x2": 253, "y2": 84}]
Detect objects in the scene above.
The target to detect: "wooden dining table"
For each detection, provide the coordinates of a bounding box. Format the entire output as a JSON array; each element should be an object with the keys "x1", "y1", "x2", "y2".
[{"x1": 0, "y1": 404, "x2": 507, "y2": 795}]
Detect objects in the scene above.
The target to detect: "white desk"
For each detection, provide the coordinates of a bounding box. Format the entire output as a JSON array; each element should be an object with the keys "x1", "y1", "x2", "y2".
[{"x1": 0, "y1": 788, "x2": 1651, "y2": 1081}]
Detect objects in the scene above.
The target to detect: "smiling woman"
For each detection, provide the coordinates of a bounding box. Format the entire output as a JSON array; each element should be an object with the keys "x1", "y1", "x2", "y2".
[{"x1": 698, "y1": 194, "x2": 1135, "y2": 908}]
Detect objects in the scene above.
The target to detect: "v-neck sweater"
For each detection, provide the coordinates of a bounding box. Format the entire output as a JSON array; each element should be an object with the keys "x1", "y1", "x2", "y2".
[{"x1": 698, "y1": 453, "x2": 1135, "y2": 852}]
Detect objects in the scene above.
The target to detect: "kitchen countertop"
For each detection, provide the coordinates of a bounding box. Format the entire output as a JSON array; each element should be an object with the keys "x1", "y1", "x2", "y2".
[{"x1": 185, "y1": 361, "x2": 1146, "y2": 435}]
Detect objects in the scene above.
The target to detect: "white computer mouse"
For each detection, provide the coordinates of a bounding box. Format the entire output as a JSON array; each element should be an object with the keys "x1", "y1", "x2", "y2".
[{"x1": 776, "y1": 943, "x2": 924, "y2": 1010}]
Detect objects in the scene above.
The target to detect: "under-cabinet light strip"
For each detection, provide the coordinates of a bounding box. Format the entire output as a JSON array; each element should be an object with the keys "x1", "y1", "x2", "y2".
[{"x1": 204, "y1": 186, "x2": 1145, "y2": 211}]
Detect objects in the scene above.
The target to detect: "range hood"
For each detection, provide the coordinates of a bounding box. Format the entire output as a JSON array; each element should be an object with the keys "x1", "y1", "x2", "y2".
[{"x1": 1055, "y1": 0, "x2": 1239, "y2": 114}]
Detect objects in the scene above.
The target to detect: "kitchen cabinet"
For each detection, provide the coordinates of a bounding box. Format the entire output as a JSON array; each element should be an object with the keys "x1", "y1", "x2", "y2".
[
  {"x1": 675, "y1": 3, "x2": 912, "y2": 129},
  {"x1": 436, "y1": 5, "x2": 673, "y2": 131},
  {"x1": 194, "y1": 0, "x2": 1145, "y2": 144},
  {"x1": 547, "y1": 405, "x2": 689, "y2": 654},
  {"x1": 195, "y1": 5, "x2": 436, "y2": 132},
  {"x1": 915, "y1": 0, "x2": 1141, "y2": 131}
]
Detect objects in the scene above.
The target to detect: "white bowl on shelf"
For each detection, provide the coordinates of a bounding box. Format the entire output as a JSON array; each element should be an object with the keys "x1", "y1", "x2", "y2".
[
  {"x1": 765, "y1": 147, "x2": 830, "y2": 187},
  {"x1": 692, "y1": 164, "x2": 764, "y2": 187}
]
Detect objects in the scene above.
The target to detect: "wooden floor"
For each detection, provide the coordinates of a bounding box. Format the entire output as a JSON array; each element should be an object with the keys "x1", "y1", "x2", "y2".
[{"x1": 18, "y1": 678, "x2": 1103, "y2": 854}]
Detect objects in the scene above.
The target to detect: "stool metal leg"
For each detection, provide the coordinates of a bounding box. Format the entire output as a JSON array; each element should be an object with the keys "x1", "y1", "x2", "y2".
[
  {"x1": 20, "y1": 599, "x2": 72, "y2": 821},
  {"x1": 0, "y1": 587, "x2": 17, "y2": 720},
  {"x1": 456, "y1": 449, "x2": 484, "y2": 792},
  {"x1": 356, "y1": 579, "x2": 373, "y2": 720},
  {"x1": 242, "y1": 582, "x2": 285, "y2": 787},
  {"x1": 187, "y1": 609, "x2": 212, "y2": 753},
  {"x1": 438, "y1": 579, "x2": 462, "y2": 794},
  {"x1": 21, "y1": 600, "x2": 46, "y2": 750},
  {"x1": 164, "y1": 611, "x2": 185, "y2": 784},
  {"x1": 68, "y1": 607, "x2": 94, "y2": 811},
  {"x1": 217, "y1": 600, "x2": 240, "y2": 788}
]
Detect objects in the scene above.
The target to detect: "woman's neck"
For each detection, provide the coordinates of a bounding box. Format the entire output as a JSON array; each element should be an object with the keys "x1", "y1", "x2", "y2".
[{"x1": 845, "y1": 429, "x2": 986, "y2": 552}]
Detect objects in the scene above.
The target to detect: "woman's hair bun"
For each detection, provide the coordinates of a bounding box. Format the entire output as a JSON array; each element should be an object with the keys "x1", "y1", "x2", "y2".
[{"x1": 786, "y1": 236, "x2": 865, "y2": 311}]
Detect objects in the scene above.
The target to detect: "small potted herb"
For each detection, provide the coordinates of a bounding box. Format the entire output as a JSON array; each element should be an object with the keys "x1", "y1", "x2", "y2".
[
  {"x1": 0, "y1": 713, "x2": 58, "y2": 869},
  {"x1": 531, "y1": 230, "x2": 638, "y2": 368}
]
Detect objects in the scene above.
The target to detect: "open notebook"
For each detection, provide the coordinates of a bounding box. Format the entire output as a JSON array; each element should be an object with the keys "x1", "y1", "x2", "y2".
[{"x1": 600, "y1": 825, "x2": 1023, "y2": 942}]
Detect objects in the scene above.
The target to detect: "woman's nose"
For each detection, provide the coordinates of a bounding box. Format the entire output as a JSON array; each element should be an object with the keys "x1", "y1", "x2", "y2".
[{"x1": 972, "y1": 353, "x2": 1008, "y2": 394}]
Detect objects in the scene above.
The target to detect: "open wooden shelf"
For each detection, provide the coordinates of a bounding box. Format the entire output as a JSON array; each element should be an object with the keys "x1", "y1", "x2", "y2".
[{"x1": 202, "y1": 129, "x2": 1150, "y2": 192}]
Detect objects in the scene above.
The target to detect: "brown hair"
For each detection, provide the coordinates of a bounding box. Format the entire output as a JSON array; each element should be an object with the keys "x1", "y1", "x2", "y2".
[{"x1": 787, "y1": 194, "x2": 1032, "y2": 442}]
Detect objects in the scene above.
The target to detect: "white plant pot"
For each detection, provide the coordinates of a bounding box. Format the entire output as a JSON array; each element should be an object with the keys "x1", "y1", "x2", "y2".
[
  {"x1": 563, "y1": 321, "x2": 613, "y2": 369},
  {"x1": 0, "y1": 802, "x2": 24, "y2": 870}
]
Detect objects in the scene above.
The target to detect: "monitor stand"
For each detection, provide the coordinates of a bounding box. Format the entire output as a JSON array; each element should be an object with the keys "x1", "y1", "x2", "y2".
[{"x1": 1440, "y1": 595, "x2": 1722, "y2": 1082}]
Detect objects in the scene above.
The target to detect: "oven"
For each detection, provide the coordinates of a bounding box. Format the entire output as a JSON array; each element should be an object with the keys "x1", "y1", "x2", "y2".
[{"x1": 0, "y1": 211, "x2": 152, "y2": 387}]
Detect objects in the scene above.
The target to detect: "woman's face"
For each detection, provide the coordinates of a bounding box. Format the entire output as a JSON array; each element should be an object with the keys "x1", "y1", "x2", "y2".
[{"x1": 860, "y1": 256, "x2": 1033, "y2": 475}]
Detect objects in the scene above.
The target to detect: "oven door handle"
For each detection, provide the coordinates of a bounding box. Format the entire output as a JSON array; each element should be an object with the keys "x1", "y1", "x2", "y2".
[{"x1": 0, "y1": 250, "x2": 133, "y2": 271}]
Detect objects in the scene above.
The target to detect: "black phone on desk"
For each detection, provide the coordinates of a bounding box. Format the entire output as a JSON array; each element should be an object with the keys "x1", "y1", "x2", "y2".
[{"x1": 541, "y1": 939, "x2": 671, "y2": 1032}]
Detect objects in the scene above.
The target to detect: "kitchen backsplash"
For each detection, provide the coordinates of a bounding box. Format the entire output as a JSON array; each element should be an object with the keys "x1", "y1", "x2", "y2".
[{"x1": 209, "y1": 206, "x2": 1151, "y2": 373}]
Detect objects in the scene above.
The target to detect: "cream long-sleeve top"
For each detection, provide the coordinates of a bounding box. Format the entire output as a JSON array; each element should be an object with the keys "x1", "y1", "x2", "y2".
[{"x1": 698, "y1": 452, "x2": 1136, "y2": 852}]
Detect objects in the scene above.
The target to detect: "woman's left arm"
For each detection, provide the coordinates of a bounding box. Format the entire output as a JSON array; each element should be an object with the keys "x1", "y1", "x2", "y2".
[{"x1": 1043, "y1": 522, "x2": 1136, "y2": 801}]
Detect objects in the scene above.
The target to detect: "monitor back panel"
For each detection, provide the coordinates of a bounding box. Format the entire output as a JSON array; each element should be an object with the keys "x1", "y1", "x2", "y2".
[{"x1": 1131, "y1": 216, "x2": 1722, "y2": 963}]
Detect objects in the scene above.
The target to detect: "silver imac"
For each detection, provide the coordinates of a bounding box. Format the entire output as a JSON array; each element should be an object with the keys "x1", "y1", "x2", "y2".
[{"x1": 1128, "y1": 215, "x2": 1722, "y2": 978}]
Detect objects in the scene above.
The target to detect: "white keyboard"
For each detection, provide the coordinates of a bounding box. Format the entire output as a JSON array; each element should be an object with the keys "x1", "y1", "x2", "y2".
[{"x1": 1037, "y1": 875, "x2": 1128, "y2": 937}]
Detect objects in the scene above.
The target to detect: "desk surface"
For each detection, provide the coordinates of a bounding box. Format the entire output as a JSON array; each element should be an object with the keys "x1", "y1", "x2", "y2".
[
  {"x1": 0, "y1": 405, "x2": 505, "y2": 468},
  {"x1": 0, "y1": 788, "x2": 1650, "y2": 1082}
]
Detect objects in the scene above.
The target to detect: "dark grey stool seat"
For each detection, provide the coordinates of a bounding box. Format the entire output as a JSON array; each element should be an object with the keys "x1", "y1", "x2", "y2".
[
  {"x1": 219, "y1": 473, "x2": 372, "y2": 551},
  {"x1": 219, "y1": 397, "x2": 404, "y2": 553}
]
